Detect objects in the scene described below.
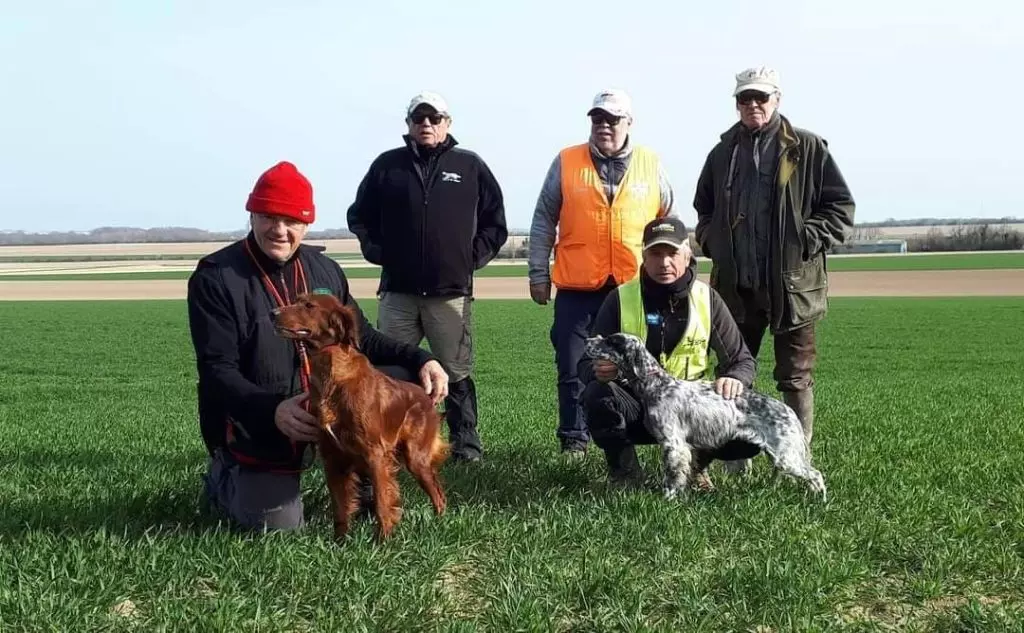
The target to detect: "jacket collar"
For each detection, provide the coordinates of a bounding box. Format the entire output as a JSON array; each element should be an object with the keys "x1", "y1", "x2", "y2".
[
  {"x1": 721, "y1": 113, "x2": 797, "y2": 150},
  {"x1": 639, "y1": 256, "x2": 698, "y2": 303},
  {"x1": 403, "y1": 133, "x2": 458, "y2": 160},
  {"x1": 721, "y1": 114, "x2": 802, "y2": 185},
  {"x1": 589, "y1": 135, "x2": 632, "y2": 160}
]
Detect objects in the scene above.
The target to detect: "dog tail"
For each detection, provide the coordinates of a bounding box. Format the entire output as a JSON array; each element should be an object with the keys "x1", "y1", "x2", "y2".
[{"x1": 430, "y1": 410, "x2": 450, "y2": 467}]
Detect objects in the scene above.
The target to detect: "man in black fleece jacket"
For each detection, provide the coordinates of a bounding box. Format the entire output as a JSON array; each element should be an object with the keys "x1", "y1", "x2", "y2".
[
  {"x1": 188, "y1": 161, "x2": 450, "y2": 532},
  {"x1": 578, "y1": 217, "x2": 757, "y2": 488},
  {"x1": 346, "y1": 91, "x2": 508, "y2": 463}
]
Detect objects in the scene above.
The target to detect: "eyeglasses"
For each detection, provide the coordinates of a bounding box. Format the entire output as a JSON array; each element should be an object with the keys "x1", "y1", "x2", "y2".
[
  {"x1": 590, "y1": 113, "x2": 623, "y2": 127},
  {"x1": 410, "y1": 113, "x2": 445, "y2": 125},
  {"x1": 736, "y1": 91, "x2": 772, "y2": 105}
]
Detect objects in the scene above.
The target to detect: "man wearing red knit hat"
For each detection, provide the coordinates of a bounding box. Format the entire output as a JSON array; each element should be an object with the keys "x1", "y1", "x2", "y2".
[{"x1": 187, "y1": 160, "x2": 450, "y2": 533}]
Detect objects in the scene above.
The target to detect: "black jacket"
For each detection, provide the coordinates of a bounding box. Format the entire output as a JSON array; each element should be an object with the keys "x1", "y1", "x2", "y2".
[
  {"x1": 346, "y1": 134, "x2": 508, "y2": 297},
  {"x1": 186, "y1": 233, "x2": 436, "y2": 472},
  {"x1": 578, "y1": 259, "x2": 757, "y2": 387}
]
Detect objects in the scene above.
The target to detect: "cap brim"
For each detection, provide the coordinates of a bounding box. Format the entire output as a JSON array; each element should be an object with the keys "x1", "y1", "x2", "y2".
[
  {"x1": 643, "y1": 238, "x2": 684, "y2": 250},
  {"x1": 734, "y1": 83, "x2": 778, "y2": 96},
  {"x1": 587, "y1": 106, "x2": 629, "y2": 117}
]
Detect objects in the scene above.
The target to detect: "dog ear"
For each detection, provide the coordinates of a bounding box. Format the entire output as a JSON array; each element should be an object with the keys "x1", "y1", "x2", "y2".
[{"x1": 327, "y1": 302, "x2": 360, "y2": 349}]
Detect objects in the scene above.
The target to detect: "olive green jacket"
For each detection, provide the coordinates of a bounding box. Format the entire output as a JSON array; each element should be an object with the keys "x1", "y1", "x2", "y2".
[{"x1": 693, "y1": 115, "x2": 855, "y2": 333}]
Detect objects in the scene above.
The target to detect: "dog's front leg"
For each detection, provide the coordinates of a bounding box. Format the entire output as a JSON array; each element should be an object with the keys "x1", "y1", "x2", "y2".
[
  {"x1": 321, "y1": 449, "x2": 360, "y2": 543},
  {"x1": 660, "y1": 432, "x2": 694, "y2": 500}
]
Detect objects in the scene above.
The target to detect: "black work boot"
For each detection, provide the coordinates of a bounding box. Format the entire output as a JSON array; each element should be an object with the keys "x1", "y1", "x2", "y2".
[
  {"x1": 603, "y1": 443, "x2": 644, "y2": 489},
  {"x1": 445, "y1": 377, "x2": 482, "y2": 462},
  {"x1": 783, "y1": 388, "x2": 815, "y2": 453}
]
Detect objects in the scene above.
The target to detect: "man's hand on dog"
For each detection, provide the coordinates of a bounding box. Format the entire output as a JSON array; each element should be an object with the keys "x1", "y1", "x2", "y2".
[
  {"x1": 594, "y1": 360, "x2": 619, "y2": 383},
  {"x1": 275, "y1": 393, "x2": 321, "y2": 442},
  {"x1": 419, "y1": 360, "x2": 449, "y2": 405},
  {"x1": 714, "y1": 377, "x2": 744, "y2": 400}
]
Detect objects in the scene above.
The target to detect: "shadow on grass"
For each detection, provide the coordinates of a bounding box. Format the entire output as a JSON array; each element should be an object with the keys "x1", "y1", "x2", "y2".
[
  {"x1": 300, "y1": 443, "x2": 611, "y2": 520},
  {"x1": 0, "y1": 443, "x2": 609, "y2": 538},
  {"x1": 0, "y1": 448, "x2": 228, "y2": 538},
  {"x1": 433, "y1": 444, "x2": 606, "y2": 509}
]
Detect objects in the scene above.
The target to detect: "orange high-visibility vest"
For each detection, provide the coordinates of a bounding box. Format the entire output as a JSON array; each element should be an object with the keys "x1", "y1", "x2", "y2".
[{"x1": 551, "y1": 143, "x2": 664, "y2": 291}]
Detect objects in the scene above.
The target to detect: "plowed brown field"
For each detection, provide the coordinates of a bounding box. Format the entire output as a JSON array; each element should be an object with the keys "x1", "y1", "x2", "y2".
[{"x1": 2, "y1": 270, "x2": 1022, "y2": 301}]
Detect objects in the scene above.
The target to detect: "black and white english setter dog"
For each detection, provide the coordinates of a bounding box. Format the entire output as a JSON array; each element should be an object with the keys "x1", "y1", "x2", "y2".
[{"x1": 584, "y1": 333, "x2": 827, "y2": 502}]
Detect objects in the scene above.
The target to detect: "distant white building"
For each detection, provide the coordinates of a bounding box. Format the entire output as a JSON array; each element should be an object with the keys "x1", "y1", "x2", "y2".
[{"x1": 831, "y1": 239, "x2": 908, "y2": 254}]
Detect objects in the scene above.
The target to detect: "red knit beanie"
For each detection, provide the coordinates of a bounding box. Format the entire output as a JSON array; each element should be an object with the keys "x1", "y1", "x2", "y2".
[{"x1": 245, "y1": 161, "x2": 315, "y2": 223}]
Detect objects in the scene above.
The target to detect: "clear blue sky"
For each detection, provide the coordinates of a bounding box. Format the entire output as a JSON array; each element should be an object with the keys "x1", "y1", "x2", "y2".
[{"x1": 2, "y1": 0, "x2": 1020, "y2": 234}]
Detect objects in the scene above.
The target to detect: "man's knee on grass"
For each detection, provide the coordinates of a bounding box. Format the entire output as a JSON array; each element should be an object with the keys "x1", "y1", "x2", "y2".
[{"x1": 203, "y1": 451, "x2": 305, "y2": 532}]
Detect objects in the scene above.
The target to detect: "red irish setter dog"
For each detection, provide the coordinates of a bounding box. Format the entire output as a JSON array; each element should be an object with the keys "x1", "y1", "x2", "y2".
[{"x1": 273, "y1": 292, "x2": 448, "y2": 541}]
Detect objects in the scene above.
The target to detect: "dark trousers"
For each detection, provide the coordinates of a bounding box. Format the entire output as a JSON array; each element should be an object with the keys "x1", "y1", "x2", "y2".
[
  {"x1": 736, "y1": 287, "x2": 816, "y2": 392},
  {"x1": 549, "y1": 286, "x2": 615, "y2": 446},
  {"x1": 202, "y1": 364, "x2": 417, "y2": 532}
]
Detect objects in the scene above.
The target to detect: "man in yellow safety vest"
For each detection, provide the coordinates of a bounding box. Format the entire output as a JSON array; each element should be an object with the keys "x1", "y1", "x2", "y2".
[{"x1": 578, "y1": 216, "x2": 757, "y2": 487}]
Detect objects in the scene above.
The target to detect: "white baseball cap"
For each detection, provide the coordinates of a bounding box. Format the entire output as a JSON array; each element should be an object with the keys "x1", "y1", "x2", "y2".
[
  {"x1": 406, "y1": 91, "x2": 450, "y2": 117},
  {"x1": 587, "y1": 89, "x2": 633, "y2": 118},
  {"x1": 733, "y1": 66, "x2": 782, "y2": 96}
]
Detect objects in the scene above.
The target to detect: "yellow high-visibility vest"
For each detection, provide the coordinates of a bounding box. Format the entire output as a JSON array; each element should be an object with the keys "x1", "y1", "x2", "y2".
[{"x1": 618, "y1": 277, "x2": 711, "y2": 380}]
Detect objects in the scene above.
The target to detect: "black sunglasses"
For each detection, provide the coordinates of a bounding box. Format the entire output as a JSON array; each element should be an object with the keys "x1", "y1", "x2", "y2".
[
  {"x1": 736, "y1": 91, "x2": 772, "y2": 105},
  {"x1": 590, "y1": 113, "x2": 623, "y2": 126},
  {"x1": 410, "y1": 112, "x2": 445, "y2": 125}
]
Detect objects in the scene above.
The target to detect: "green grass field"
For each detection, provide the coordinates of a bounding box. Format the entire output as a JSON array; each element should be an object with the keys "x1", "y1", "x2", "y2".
[
  {"x1": 2, "y1": 251, "x2": 1024, "y2": 281},
  {"x1": 2, "y1": 298, "x2": 1023, "y2": 631}
]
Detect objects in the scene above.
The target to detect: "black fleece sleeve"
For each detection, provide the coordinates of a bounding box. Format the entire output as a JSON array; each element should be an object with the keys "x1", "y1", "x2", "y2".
[
  {"x1": 708, "y1": 288, "x2": 757, "y2": 387},
  {"x1": 331, "y1": 263, "x2": 436, "y2": 373},
  {"x1": 187, "y1": 266, "x2": 285, "y2": 436},
  {"x1": 576, "y1": 291, "x2": 622, "y2": 385},
  {"x1": 346, "y1": 158, "x2": 385, "y2": 265},
  {"x1": 471, "y1": 156, "x2": 509, "y2": 270}
]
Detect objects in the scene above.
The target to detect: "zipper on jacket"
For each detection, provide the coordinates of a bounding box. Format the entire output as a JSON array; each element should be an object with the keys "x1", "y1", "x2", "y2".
[
  {"x1": 421, "y1": 191, "x2": 429, "y2": 296},
  {"x1": 414, "y1": 154, "x2": 438, "y2": 297},
  {"x1": 417, "y1": 149, "x2": 451, "y2": 296}
]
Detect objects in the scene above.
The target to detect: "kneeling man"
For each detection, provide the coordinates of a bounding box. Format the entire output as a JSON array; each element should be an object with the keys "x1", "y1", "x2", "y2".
[{"x1": 578, "y1": 216, "x2": 757, "y2": 487}]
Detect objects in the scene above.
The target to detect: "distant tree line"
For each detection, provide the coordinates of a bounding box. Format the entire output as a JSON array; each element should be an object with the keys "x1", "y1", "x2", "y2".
[
  {"x1": 0, "y1": 226, "x2": 533, "y2": 246},
  {"x1": 498, "y1": 224, "x2": 1023, "y2": 259},
  {"x1": 856, "y1": 216, "x2": 1023, "y2": 228},
  {"x1": 0, "y1": 226, "x2": 363, "y2": 246},
  {"x1": 907, "y1": 224, "x2": 1024, "y2": 252},
  {"x1": 847, "y1": 223, "x2": 1023, "y2": 252}
]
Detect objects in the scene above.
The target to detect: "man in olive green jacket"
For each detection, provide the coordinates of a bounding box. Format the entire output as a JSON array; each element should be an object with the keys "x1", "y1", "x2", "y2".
[{"x1": 693, "y1": 66, "x2": 855, "y2": 470}]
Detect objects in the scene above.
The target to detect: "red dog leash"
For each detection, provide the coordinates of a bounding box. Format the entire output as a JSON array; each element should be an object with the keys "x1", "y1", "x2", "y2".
[{"x1": 243, "y1": 240, "x2": 312, "y2": 411}]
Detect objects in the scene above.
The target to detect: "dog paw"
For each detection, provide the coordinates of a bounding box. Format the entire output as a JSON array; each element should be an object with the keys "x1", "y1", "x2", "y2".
[{"x1": 662, "y1": 485, "x2": 685, "y2": 501}]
